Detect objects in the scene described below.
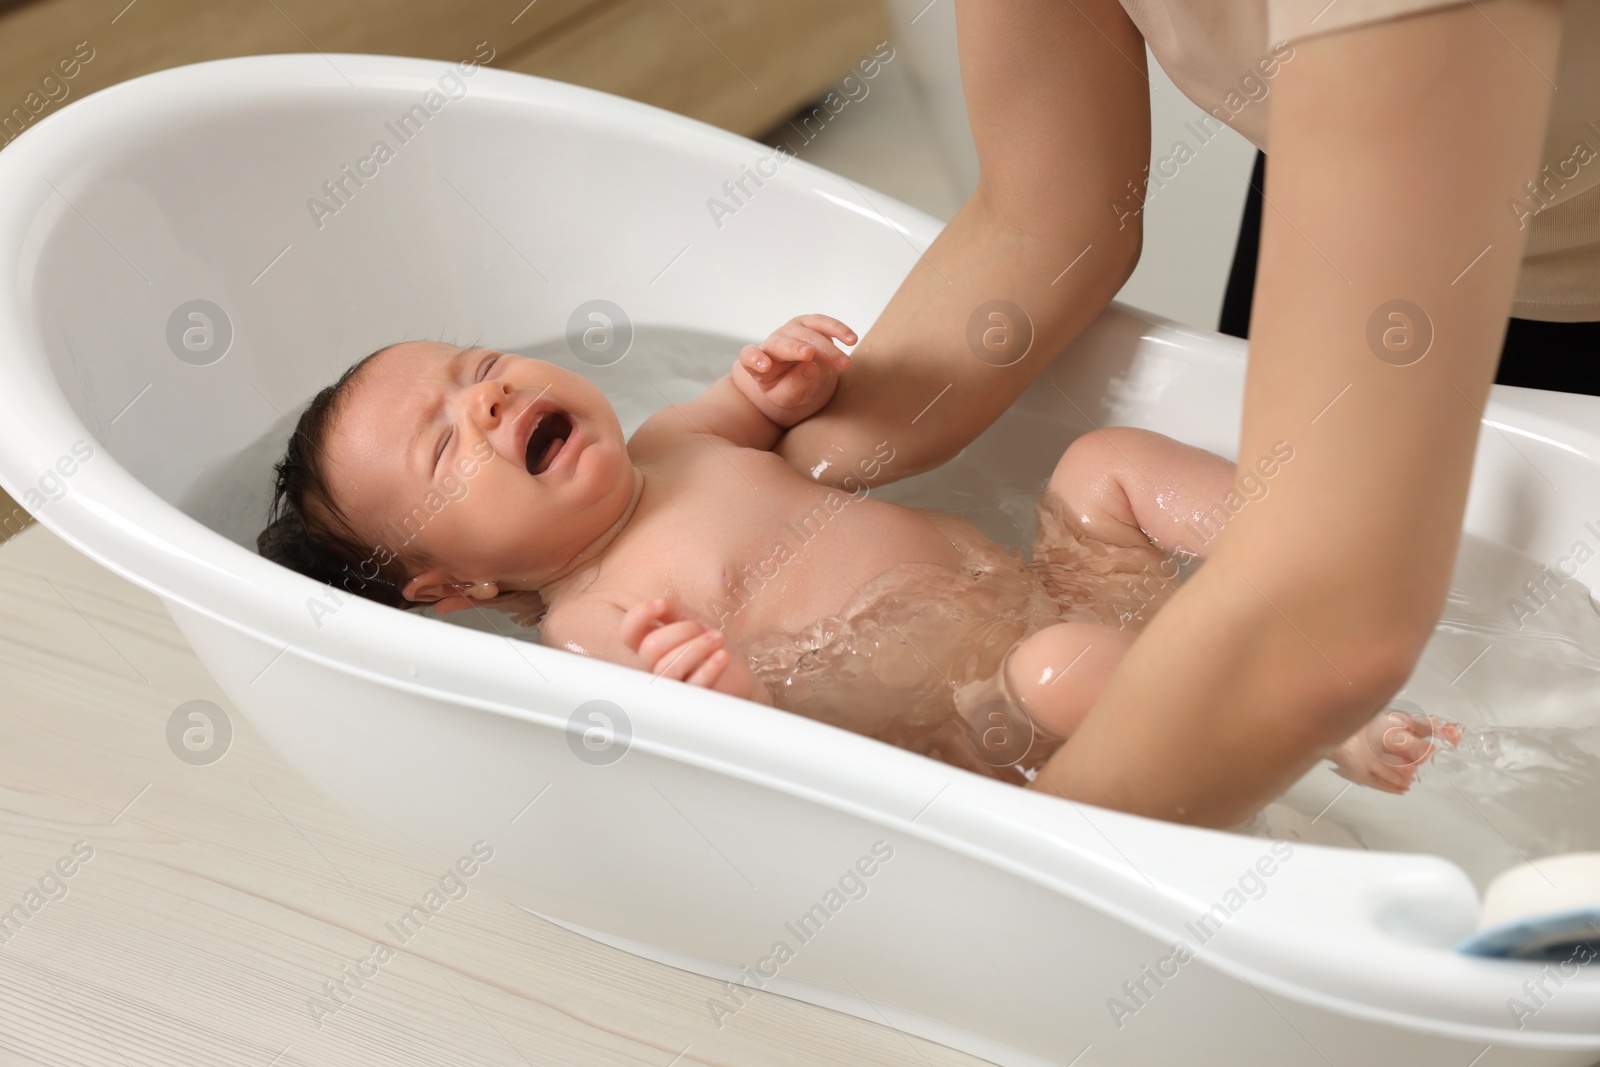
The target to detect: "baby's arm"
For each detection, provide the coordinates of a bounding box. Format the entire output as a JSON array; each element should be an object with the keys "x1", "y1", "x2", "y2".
[
  {"x1": 543, "y1": 595, "x2": 771, "y2": 704},
  {"x1": 633, "y1": 315, "x2": 855, "y2": 454}
]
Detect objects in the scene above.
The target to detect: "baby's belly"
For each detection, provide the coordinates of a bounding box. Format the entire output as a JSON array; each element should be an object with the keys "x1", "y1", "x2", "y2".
[
  {"x1": 734, "y1": 504, "x2": 1155, "y2": 787},
  {"x1": 740, "y1": 543, "x2": 1065, "y2": 784}
]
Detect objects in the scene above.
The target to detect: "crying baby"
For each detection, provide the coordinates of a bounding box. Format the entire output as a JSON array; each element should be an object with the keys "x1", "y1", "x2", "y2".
[{"x1": 258, "y1": 314, "x2": 1458, "y2": 794}]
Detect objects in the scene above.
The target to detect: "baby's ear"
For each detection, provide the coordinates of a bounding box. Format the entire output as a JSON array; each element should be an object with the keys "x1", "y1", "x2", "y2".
[{"x1": 405, "y1": 572, "x2": 496, "y2": 614}]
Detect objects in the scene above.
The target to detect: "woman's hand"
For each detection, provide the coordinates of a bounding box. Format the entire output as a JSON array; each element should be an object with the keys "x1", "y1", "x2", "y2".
[
  {"x1": 619, "y1": 597, "x2": 763, "y2": 701},
  {"x1": 733, "y1": 314, "x2": 856, "y2": 425}
]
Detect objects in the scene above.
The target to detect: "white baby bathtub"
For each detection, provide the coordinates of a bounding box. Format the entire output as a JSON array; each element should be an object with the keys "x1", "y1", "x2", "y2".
[{"x1": 1, "y1": 54, "x2": 1597, "y2": 1067}]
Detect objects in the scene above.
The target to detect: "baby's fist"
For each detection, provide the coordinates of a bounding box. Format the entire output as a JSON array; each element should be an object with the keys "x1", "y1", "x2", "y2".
[
  {"x1": 737, "y1": 314, "x2": 856, "y2": 418},
  {"x1": 619, "y1": 597, "x2": 754, "y2": 699}
]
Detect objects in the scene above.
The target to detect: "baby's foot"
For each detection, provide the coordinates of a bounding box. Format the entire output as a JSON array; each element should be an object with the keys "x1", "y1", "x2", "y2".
[{"x1": 1330, "y1": 707, "x2": 1463, "y2": 794}]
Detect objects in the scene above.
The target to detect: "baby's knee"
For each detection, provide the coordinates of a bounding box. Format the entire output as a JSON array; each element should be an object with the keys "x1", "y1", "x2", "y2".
[
  {"x1": 1053, "y1": 428, "x2": 1149, "y2": 486},
  {"x1": 1045, "y1": 432, "x2": 1152, "y2": 549},
  {"x1": 1004, "y1": 622, "x2": 1136, "y2": 737}
]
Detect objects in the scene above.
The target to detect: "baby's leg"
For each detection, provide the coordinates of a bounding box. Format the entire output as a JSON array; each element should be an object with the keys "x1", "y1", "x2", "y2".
[
  {"x1": 1003, "y1": 621, "x2": 1138, "y2": 738},
  {"x1": 956, "y1": 620, "x2": 1138, "y2": 759},
  {"x1": 1037, "y1": 427, "x2": 1241, "y2": 561},
  {"x1": 955, "y1": 430, "x2": 1244, "y2": 764}
]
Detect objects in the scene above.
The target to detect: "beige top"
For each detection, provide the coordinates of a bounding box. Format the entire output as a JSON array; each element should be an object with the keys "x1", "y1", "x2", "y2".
[{"x1": 1121, "y1": 0, "x2": 1600, "y2": 322}]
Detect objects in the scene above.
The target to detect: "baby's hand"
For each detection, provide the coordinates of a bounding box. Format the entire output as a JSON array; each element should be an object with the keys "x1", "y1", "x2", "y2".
[
  {"x1": 1329, "y1": 706, "x2": 1463, "y2": 794},
  {"x1": 619, "y1": 597, "x2": 756, "y2": 699},
  {"x1": 736, "y1": 314, "x2": 856, "y2": 421}
]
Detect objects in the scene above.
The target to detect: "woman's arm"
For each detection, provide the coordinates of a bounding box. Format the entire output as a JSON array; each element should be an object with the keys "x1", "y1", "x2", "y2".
[
  {"x1": 774, "y1": 0, "x2": 1150, "y2": 487},
  {"x1": 1028, "y1": 0, "x2": 1564, "y2": 826}
]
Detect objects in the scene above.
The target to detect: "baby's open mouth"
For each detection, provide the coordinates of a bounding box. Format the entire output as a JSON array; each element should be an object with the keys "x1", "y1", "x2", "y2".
[{"x1": 524, "y1": 410, "x2": 572, "y2": 475}]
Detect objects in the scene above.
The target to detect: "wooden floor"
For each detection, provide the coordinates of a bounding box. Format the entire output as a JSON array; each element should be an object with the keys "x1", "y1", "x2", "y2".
[{"x1": 0, "y1": 519, "x2": 990, "y2": 1067}]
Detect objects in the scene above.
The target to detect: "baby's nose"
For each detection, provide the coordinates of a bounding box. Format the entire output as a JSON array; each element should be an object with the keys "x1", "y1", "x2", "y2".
[{"x1": 472, "y1": 381, "x2": 512, "y2": 422}]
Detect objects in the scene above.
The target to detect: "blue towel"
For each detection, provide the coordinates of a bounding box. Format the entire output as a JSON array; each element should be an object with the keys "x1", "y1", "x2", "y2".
[{"x1": 1457, "y1": 906, "x2": 1600, "y2": 960}]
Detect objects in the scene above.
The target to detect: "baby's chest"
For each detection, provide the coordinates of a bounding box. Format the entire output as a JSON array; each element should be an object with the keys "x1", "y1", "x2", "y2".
[
  {"x1": 645, "y1": 449, "x2": 970, "y2": 628},
  {"x1": 645, "y1": 449, "x2": 841, "y2": 575}
]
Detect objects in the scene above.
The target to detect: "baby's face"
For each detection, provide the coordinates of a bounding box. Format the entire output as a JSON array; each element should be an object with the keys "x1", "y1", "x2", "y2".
[{"x1": 325, "y1": 341, "x2": 633, "y2": 601}]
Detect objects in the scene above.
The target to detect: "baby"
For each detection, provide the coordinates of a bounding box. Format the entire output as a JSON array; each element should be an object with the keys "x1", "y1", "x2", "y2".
[{"x1": 259, "y1": 315, "x2": 1457, "y2": 795}]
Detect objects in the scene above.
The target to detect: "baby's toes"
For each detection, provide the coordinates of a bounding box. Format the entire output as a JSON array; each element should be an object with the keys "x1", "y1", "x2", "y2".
[
  {"x1": 1426, "y1": 715, "x2": 1464, "y2": 748},
  {"x1": 1333, "y1": 754, "x2": 1401, "y2": 793},
  {"x1": 1379, "y1": 725, "x2": 1432, "y2": 765},
  {"x1": 1337, "y1": 745, "x2": 1417, "y2": 793},
  {"x1": 1372, "y1": 758, "x2": 1421, "y2": 794},
  {"x1": 1375, "y1": 711, "x2": 1446, "y2": 766}
]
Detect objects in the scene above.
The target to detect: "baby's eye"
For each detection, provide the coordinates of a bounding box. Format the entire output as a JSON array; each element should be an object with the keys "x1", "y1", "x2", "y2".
[{"x1": 477, "y1": 353, "x2": 500, "y2": 381}]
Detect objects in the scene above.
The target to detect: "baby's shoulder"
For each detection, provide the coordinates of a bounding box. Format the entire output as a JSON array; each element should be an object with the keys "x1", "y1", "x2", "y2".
[
  {"x1": 626, "y1": 408, "x2": 693, "y2": 458},
  {"x1": 628, "y1": 405, "x2": 755, "y2": 464}
]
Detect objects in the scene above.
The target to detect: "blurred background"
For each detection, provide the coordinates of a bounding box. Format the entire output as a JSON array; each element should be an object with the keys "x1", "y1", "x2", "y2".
[{"x1": 0, "y1": 0, "x2": 1255, "y2": 542}]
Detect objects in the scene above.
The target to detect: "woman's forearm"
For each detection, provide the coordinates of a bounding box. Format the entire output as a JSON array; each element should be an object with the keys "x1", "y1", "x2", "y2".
[
  {"x1": 1026, "y1": 540, "x2": 1416, "y2": 826},
  {"x1": 776, "y1": 191, "x2": 1139, "y2": 489},
  {"x1": 776, "y1": 0, "x2": 1151, "y2": 490}
]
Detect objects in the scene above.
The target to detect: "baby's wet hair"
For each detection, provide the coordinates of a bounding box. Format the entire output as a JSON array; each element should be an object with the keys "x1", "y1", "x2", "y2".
[{"x1": 257, "y1": 341, "x2": 430, "y2": 612}]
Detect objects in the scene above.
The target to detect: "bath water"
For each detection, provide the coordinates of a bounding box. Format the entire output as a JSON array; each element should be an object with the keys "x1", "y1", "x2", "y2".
[{"x1": 1246, "y1": 530, "x2": 1600, "y2": 889}]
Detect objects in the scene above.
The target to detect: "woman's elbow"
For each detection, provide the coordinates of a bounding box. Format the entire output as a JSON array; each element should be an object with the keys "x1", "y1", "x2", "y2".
[
  {"x1": 1220, "y1": 563, "x2": 1440, "y2": 750},
  {"x1": 1110, "y1": 225, "x2": 1142, "y2": 293},
  {"x1": 1293, "y1": 618, "x2": 1436, "y2": 748}
]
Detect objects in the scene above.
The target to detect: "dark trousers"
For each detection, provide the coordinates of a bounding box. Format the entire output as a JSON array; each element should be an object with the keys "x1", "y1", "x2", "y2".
[{"x1": 1219, "y1": 150, "x2": 1600, "y2": 396}]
